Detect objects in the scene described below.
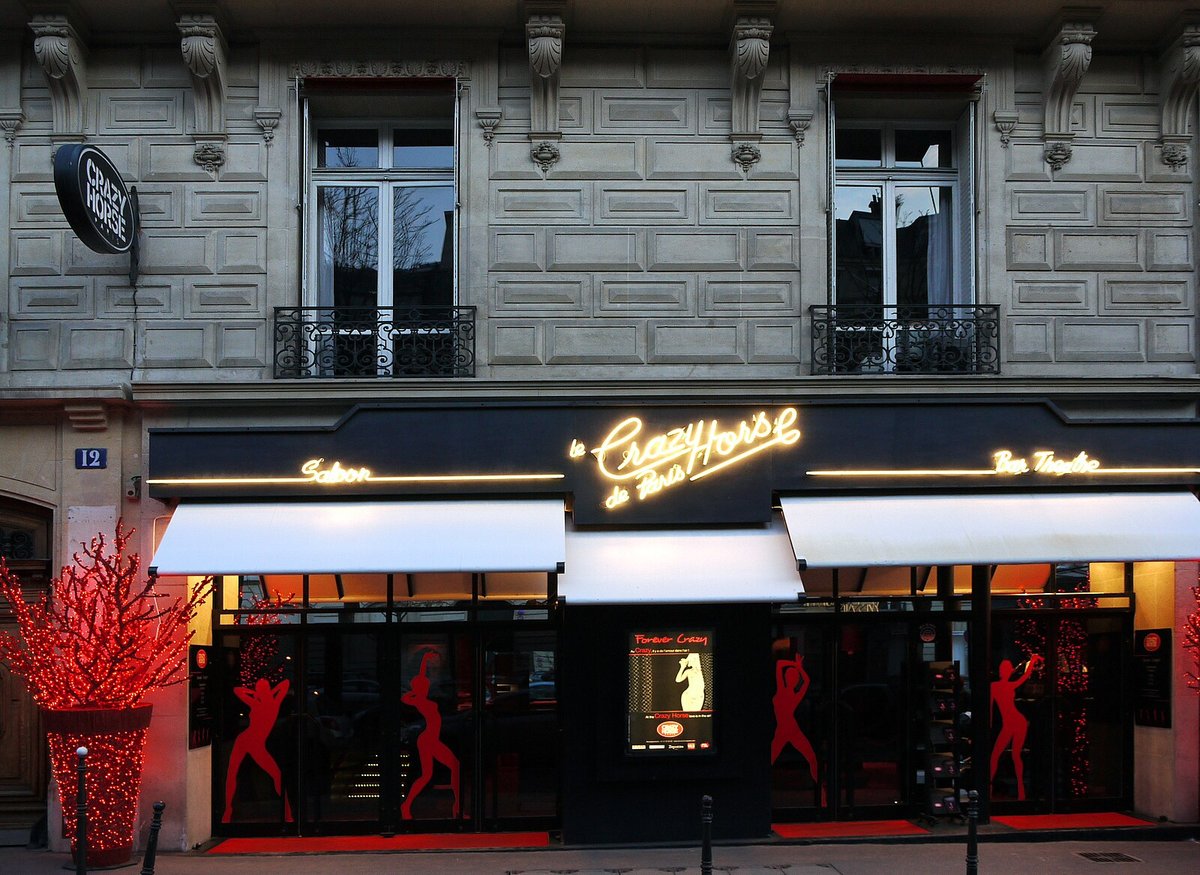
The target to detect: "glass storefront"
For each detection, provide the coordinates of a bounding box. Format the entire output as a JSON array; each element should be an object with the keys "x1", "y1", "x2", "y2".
[{"x1": 212, "y1": 576, "x2": 558, "y2": 835}]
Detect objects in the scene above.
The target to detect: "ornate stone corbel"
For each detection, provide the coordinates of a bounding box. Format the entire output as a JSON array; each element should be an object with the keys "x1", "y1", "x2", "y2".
[
  {"x1": 527, "y1": 1, "x2": 564, "y2": 142},
  {"x1": 730, "y1": 2, "x2": 775, "y2": 141},
  {"x1": 1041, "y1": 10, "x2": 1098, "y2": 170},
  {"x1": 787, "y1": 108, "x2": 813, "y2": 146},
  {"x1": 993, "y1": 110, "x2": 1019, "y2": 147},
  {"x1": 178, "y1": 10, "x2": 228, "y2": 169},
  {"x1": 254, "y1": 107, "x2": 282, "y2": 144},
  {"x1": 29, "y1": 14, "x2": 87, "y2": 139},
  {"x1": 476, "y1": 107, "x2": 502, "y2": 146},
  {"x1": 0, "y1": 110, "x2": 22, "y2": 147},
  {"x1": 1158, "y1": 22, "x2": 1200, "y2": 169}
]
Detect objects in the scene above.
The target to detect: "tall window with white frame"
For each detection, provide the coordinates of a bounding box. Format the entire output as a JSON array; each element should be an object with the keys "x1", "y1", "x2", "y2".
[
  {"x1": 815, "y1": 81, "x2": 996, "y2": 376},
  {"x1": 294, "y1": 82, "x2": 463, "y2": 378}
]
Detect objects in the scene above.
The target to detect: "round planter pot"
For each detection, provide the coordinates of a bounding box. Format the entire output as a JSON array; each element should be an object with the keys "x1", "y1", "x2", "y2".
[{"x1": 43, "y1": 704, "x2": 153, "y2": 869}]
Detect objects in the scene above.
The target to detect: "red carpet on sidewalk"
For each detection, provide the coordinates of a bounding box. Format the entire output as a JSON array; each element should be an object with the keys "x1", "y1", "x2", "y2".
[
  {"x1": 207, "y1": 832, "x2": 552, "y2": 854},
  {"x1": 991, "y1": 812, "x2": 1152, "y2": 830},
  {"x1": 773, "y1": 820, "x2": 930, "y2": 839}
]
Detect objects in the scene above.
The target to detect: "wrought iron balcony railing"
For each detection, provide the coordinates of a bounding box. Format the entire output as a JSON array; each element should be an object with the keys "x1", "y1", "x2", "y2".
[
  {"x1": 273, "y1": 306, "x2": 476, "y2": 379},
  {"x1": 810, "y1": 305, "x2": 1000, "y2": 375}
]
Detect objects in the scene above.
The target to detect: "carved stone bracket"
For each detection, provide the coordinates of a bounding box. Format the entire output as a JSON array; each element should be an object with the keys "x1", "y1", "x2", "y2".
[
  {"x1": 787, "y1": 108, "x2": 813, "y2": 146},
  {"x1": 254, "y1": 107, "x2": 282, "y2": 144},
  {"x1": 530, "y1": 139, "x2": 560, "y2": 174},
  {"x1": 476, "y1": 107, "x2": 502, "y2": 146},
  {"x1": 527, "y1": 1, "x2": 565, "y2": 142},
  {"x1": 1158, "y1": 23, "x2": 1200, "y2": 169},
  {"x1": 731, "y1": 141, "x2": 762, "y2": 173},
  {"x1": 993, "y1": 110, "x2": 1019, "y2": 147},
  {"x1": 29, "y1": 14, "x2": 87, "y2": 138},
  {"x1": 64, "y1": 403, "x2": 108, "y2": 433},
  {"x1": 193, "y1": 141, "x2": 225, "y2": 173},
  {"x1": 1041, "y1": 10, "x2": 1098, "y2": 169},
  {"x1": 0, "y1": 110, "x2": 23, "y2": 147},
  {"x1": 730, "y1": 2, "x2": 775, "y2": 140},
  {"x1": 178, "y1": 12, "x2": 228, "y2": 142}
]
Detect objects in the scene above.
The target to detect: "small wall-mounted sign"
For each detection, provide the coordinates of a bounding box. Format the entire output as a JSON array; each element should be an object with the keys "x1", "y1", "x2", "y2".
[
  {"x1": 74, "y1": 448, "x2": 108, "y2": 469},
  {"x1": 53, "y1": 144, "x2": 137, "y2": 255}
]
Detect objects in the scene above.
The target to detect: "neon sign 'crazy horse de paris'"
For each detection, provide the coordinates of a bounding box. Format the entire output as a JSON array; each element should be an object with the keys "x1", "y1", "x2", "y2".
[{"x1": 571, "y1": 408, "x2": 801, "y2": 510}]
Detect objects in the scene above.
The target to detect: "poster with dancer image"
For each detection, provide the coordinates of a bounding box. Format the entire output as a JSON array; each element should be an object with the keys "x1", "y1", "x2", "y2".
[{"x1": 627, "y1": 630, "x2": 715, "y2": 756}]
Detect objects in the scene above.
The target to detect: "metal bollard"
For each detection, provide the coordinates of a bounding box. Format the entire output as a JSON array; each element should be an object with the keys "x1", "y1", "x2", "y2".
[
  {"x1": 139, "y1": 802, "x2": 166, "y2": 875},
  {"x1": 700, "y1": 794, "x2": 713, "y2": 875},
  {"x1": 75, "y1": 746, "x2": 88, "y2": 875},
  {"x1": 965, "y1": 789, "x2": 979, "y2": 875}
]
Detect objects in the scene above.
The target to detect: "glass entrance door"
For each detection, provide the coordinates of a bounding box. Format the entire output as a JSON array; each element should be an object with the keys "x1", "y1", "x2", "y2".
[
  {"x1": 989, "y1": 611, "x2": 1128, "y2": 811},
  {"x1": 215, "y1": 621, "x2": 558, "y2": 835},
  {"x1": 770, "y1": 619, "x2": 913, "y2": 821}
]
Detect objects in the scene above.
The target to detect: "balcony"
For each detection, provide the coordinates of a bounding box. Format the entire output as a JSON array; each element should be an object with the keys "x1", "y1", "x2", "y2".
[
  {"x1": 273, "y1": 306, "x2": 476, "y2": 379},
  {"x1": 810, "y1": 305, "x2": 1000, "y2": 376}
]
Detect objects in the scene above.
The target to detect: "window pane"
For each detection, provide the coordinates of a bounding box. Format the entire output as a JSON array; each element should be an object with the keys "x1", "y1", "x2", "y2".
[
  {"x1": 392, "y1": 185, "x2": 454, "y2": 307},
  {"x1": 895, "y1": 129, "x2": 952, "y2": 168},
  {"x1": 317, "y1": 128, "x2": 380, "y2": 169},
  {"x1": 834, "y1": 185, "x2": 883, "y2": 307},
  {"x1": 835, "y1": 128, "x2": 882, "y2": 167},
  {"x1": 318, "y1": 186, "x2": 379, "y2": 307},
  {"x1": 393, "y1": 127, "x2": 454, "y2": 169},
  {"x1": 895, "y1": 186, "x2": 953, "y2": 308}
]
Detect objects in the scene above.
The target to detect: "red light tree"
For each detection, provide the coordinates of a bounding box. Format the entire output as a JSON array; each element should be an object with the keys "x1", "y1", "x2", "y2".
[
  {"x1": 0, "y1": 521, "x2": 212, "y2": 867},
  {"x1": 1184, "y1": 579, "x2": 1200, "y2": 693}
]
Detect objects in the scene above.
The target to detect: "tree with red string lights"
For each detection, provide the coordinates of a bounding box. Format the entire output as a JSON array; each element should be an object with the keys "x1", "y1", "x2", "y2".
[
  {"x1": 1185, "y1": 580, "x2": 1200, "y2": 693},
  {"x1": 0, "y1": 521, "x2": 212, "y2": 867}
]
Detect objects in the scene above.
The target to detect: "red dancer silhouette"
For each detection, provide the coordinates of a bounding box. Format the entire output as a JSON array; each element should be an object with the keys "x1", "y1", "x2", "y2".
[
  {"x1": 770, "y1": 654, "x2": 819, "y2": 786},
  {"x1": 223, "y1": 677, "x2": 292, "y2": 823},
  {"x1": 989, "y1": 653, "x2": 1044, "y2": 801},
  {"x1": 400, "y1": 650, "x2": 461, "y2": 820}
]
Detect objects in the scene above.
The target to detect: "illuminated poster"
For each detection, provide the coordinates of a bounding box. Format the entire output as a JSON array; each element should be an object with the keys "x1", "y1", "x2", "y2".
[{"x1": 627, "y1": 631, "x2": 714, "y2": 755}]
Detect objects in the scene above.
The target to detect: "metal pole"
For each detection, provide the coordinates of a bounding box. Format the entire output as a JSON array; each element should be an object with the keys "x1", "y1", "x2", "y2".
[
  {"x1": 139, "y1": 801, "x2": 166, "y2": 875},
  {"x1": 700, "y1": 794, "x2": 713, "y2": 875},
  {"x1": 75, "y1": 746, "x2": 88, "y2": 875},
  {"x1": 965, "y1": 789, "x2": 979, "y2": 875}
]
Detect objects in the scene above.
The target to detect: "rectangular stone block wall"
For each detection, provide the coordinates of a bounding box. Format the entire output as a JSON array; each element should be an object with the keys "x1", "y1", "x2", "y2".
[
  {"x1": 7, "y1": 42, "x2": 271, "y2": 384},
  {"x1": 484, "y1": 45, "x2": 805, "y2": 375},
  {"x1": 1002, "y1": 52, "x2": 1196, "y2": 374}
]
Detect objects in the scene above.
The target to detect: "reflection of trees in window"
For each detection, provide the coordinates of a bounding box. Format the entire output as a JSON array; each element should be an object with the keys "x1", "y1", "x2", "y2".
[{"x1": 392, "y1": 187, "x2": 437, "y2": 272}]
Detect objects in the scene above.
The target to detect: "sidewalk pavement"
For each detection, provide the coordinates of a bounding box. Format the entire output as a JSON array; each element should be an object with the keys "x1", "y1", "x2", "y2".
[{"x1": 1, "y1": 837, "x2": 1197, "y2": 875}]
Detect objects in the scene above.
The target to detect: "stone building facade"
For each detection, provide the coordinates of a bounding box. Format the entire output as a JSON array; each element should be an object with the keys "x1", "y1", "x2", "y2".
[{"x1": 1, "y1": 0, "x2": 1198, "y2": 851}]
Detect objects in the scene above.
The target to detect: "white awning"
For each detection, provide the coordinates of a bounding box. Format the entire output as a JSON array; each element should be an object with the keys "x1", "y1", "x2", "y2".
[
  {"x1": 779, "y1": 492, "x2": 1200, "y2": 568},
  {"x1": 557, "y1": 516, "x2": 803, "y2": 603},
  {"x1": 150, "y1": 500, "x2": 566, "y2": 575}
]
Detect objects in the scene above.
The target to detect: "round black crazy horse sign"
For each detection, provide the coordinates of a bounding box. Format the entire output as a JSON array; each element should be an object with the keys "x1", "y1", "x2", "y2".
[{"x1": 53, "y1": 144, "x2": 137, "y2": 254}]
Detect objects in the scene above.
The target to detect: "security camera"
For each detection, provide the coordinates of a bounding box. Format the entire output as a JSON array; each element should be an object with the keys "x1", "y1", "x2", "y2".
[{"x1": 126, "y1": 475, "x2": 141, "y2": 500}]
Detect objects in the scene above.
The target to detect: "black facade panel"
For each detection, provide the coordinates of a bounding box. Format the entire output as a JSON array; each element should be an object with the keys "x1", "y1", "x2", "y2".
[{"x1": 561, "y1": 603, "x2": 773, "y2": 843}]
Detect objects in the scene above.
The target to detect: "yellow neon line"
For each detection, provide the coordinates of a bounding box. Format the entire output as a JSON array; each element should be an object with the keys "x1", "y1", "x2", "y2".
[
  {"x1": 1087, "y1": 467, "x2": 1200, "y2": 475},
  {"x1": 807, "y1": 469, "x2": 997, "y2": 477},
  {"x1": 689, "y1": 435, "x2": 792, "y2": 482},
  {"x1": 147, "y1": 473, "x2": 565, "y2": 486},
  {"x1": 807, "y1": 467, "x2": 1200, "y2": 477}
]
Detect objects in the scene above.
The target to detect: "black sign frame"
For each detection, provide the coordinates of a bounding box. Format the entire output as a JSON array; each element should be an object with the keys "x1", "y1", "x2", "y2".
[{"x1": 53, "y1": 143, "x2": 140, "y2": 283}]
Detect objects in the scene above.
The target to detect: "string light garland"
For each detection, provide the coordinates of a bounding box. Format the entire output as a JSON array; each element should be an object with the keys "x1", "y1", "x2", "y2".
[
  {"x1": 1014, "y1": 568, "x2": 1094, "y2": 801},
  {"x1": 0, "y1": 522, "x2": 213, "y2": 865},
  {"x1": 238, "y1": 592, "x2": 295, "y2": 686}
]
